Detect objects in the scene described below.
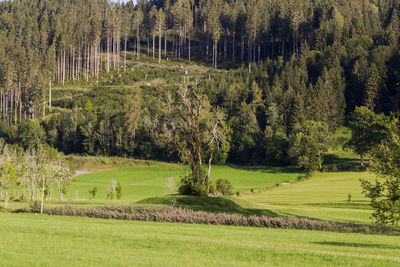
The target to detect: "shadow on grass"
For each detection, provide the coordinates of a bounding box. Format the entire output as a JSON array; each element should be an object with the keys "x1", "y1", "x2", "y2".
[
  {"x1": 226, "y1": 165, "x2": 302, "y2": 175},
  {"x1": 304, "y1": 202, "x2": 373, "y2": 210},
  {"x1": 137, "y1": 195, "x2": 277, "y2": 217},
  {"x1": 322, "y1": 154, "x2": 366, "y2": 172},
  {"x1": 313, "y1": 241, "x2": 400, "y2": 249}
]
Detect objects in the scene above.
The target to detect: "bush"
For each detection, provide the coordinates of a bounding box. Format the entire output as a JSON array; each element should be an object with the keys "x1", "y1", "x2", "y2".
[
  {"x1": 89, "y1": 187, "x2": 98, "y2": 199},
  {"x1": 116, "y1": 182, "x2": 122, "y2": 199},
  {"x1": 29, "y1": 201, "x2": 40, "y2": 213},
  {"x1": 215, "y1": 178, "x2": 233, "y2": 195},
  {"x1": 178, "y1": 170, "x2": 208, "y2": 196}
]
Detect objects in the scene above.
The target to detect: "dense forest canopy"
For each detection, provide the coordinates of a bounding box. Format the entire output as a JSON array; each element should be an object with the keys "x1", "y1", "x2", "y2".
[{"x1": 0, "y1": 0, "x2": 400, "y2": 166}]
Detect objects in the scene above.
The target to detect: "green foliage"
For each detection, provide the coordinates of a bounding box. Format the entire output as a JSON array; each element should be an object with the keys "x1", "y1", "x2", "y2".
[
  {"x1": 16, "y1": 120, "x2": 46, "y2": 149},
  {"x1": 88, "y1": 187, "x2": 98, "y2": 200},
  {"x1": 289, "y1": 121, "x2": 331, "y2": 172},
  {"x1": 178, "y1": 170, "x2": 208, "y2": 197},
  {"x1": 346, "y1": 107, "x2": 389, "y2": 166},
  {"x1": 116, "y1": 182, "x2": 122, "y2": 200},
  {"x1": 215, "y1": 178, "x2": 233, "y2": 195},
  {"x1": 361, "y1": 116, "x2": 400, "y2": 225}
]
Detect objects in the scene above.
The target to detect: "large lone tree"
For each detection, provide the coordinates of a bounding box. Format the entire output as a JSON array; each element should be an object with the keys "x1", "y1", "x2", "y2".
[{"x1": 145, "y1": 78, "x2": 227, "y2": 196}]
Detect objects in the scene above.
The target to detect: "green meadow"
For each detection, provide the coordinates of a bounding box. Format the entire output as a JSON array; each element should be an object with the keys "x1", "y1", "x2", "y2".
[
  {"x1": 1, "y1": 213, "x2": 399, "y2": 267},
  {"x1": 64, "y1": 165, "x2": 302, "y2": 202},
  {"x1": 3, "y1": 156, "x2": 400, "y2": 266},
  {"x1": 244, "y1": 172, "x2": 376, "y2": 224}
]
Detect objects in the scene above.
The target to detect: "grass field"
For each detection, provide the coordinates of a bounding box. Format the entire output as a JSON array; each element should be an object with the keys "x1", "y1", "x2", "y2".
[
  {"x1": 1, "y1": 213, "x2": 399, "y2": 267},
  {"x1": 243, "y1": 172, "x2": 376, "y2": 224},
  {"x1": 63, "y1": 166, "x2": 302, "y2": 202}
]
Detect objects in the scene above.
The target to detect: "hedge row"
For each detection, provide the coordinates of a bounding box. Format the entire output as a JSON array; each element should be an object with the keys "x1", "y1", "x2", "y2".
[{"x1": 30, "y1": 204, "x2": 387, "y2": 234}]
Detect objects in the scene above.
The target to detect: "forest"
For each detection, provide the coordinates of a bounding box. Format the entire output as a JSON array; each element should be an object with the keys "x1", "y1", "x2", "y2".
[{"x1": 0, "y1": 0, "x2": 399, "y2": 168}]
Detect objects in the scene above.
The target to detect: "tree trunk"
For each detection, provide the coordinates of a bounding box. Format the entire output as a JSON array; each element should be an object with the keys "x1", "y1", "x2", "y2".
[
  {"x1": 49, "y1": 80, "x2": 52, "y2": 111},
  {"x1": 40, "y1": 176, "x2": 45, "y2": 214},
  {"x1": 215, "y1": 40, "x2": 218, "y2": 68},
  {"x1": 4, "y1": 191, "x2": 8, "y2": 209},
  {"x1": 206, "y1": 151, "x2": 214, "y2": 194},
  {"x1": 232, "y1": 33, "x2": 235, "y2": 63},
  {"x1": 124, "y1": 36, "x2": 127, "y2": 72},
  {"x1": 241, "y1": 30, "x2": 244, "y2": 62},
  {"x1": 137, "y1": 27, "x2": 140, "y2": 60},
  {"x1": 159, "y1": 26, "x2": 162, "y2": 63},
  {"x1": 224, "y1": 29, "x2": 227, "y2": 60},
  {"x1": 22, "y1": 183, "x2": 25, "y2": 200},
  {"x1": 164, "y1": 29, "x2": 167, "y2": 56},
  {"x1": 188, "y1": 32, "x2": 191, "y2": 62},
  {"x1": 63, "y1": 50, "x2": 66, "y2": 85},
  {"x1": 107, "y1": 33, "x2": 110, "y2": 72},
  {"x1": 152, "y1": 33, "x2": 155, "y2": 59}
]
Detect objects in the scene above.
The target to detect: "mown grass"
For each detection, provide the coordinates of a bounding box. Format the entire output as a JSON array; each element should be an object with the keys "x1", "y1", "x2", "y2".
[
  {"x1": 243, "y1": 172, "x2": 376, "y2": 224},
  {"x1": 0, "y1": 213, "x2": 399, "y2": 267},
  {"x1": 62, "y1": 165, "x2": 302, "y2": 202}
]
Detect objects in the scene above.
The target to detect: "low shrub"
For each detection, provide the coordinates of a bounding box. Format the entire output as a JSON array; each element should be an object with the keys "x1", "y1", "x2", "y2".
[
  {"x1": 36, "y1": 204, "x2": 387, "y2": 234},
  {"x1": 215, "y1": 178, "x2": 233, "y2": 195},
  {"x1": 89, "y1": 187, "x2": 98, "y2": 199}
]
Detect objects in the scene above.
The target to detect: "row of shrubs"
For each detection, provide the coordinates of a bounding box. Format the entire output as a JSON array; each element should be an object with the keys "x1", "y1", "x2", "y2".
[{"x1": 27, "y1": 204, "x2": 387, "y2": 234}]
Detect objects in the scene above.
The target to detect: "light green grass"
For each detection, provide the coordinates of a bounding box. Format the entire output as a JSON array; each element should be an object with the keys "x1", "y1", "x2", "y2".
[
  {"x1": 0, "y1": 213, "x2": 399, "y2": 267},
  {"x1": 245, "y1": 172, "x2": 373, "y2": 204},
  {"x1": 243, "y1": 172, "x2": 376, "y2": 224},
  {"x1": 63, "y1": 166, "x2": 301, "y2": 202},
  {"x1": 65, "y1": 166, "x2": 184, "y2": 202}
]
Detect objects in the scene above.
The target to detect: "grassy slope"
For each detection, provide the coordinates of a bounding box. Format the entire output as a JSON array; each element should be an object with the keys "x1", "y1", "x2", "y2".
[
  {"x1": 1, "y1": 213, "x2": 399, "y2": 267},
  {"x1": 63, "y1": 166, "x2": 301, "y2": 202},
  {"x1": 243, "y1": 172, "x2": 376, "y2": 224}
]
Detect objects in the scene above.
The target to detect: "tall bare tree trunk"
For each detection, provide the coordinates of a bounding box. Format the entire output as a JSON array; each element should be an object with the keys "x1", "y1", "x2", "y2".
[
  {"x1": 62, "y1": 50, "x2": 66, "y2": 85},
  {"x1": 40, "y1": 176, "x2": 45, "y2": 214},
  {"x1": 137, "y1": 26, "x2": 140, "y2": 60},
  {"x1": 152, "y1": 33, "x2": 155, "y2": 59},
  {"x1": 124, "y1": 36, "x2": 127, "y2": 71},
  {"x1": 49, "y1": 80, "x2": 52, "y2": 111},
  {"x1": 159, "y1": 26, "x2": 162, "y2": 63},
  {"x1": 188, "y1": 32, "x2": 191, "y2": 62},
  {"x1": 164, "y1": 29, "x2": 167, "y2": 56},
  {"x1": 206, "y1": 152, "x2": 214, "y2": 193},
  {"x1": 232, "y1": 33, "x2": 235, "y2": 63}
]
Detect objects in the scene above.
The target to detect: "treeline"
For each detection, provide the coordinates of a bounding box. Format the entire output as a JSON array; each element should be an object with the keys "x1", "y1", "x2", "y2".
[{"x1": 1, "y1": 0, "x2": 400, "y2": 123}]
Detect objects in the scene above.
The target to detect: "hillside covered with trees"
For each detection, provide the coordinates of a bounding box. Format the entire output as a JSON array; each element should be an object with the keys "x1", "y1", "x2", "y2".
[{"x1": 0, "y1": 0, "x2": 400, "y2": 168}]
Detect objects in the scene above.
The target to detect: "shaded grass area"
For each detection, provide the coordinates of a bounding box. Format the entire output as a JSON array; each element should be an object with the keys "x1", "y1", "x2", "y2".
[
  {"x1": 137, "y1": 195, "x2": 276, "y2": 216},
  {"x1": 66, "y1": 155, "x2": 177, "y2": 172},
  {"x1": 1, "y1": 213, "x2": 399, "y2": 266}
]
